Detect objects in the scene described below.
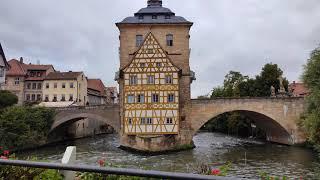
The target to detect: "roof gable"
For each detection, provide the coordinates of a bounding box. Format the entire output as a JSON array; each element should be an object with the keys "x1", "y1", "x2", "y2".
[
  {"x1": 88, "y1": 79, "x2": 106, "y2": 95},
  {"x1": 123, "y1": 32, "x2": 180, "y2": 73},
  {"x1": 0, "y1": 43, "x2": 9, "y2": 68}
]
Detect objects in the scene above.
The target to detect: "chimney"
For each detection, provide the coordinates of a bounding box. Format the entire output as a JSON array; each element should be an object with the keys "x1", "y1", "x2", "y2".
[{"x1": 19, "y1": 57, "x2": 24, "y2": 64}]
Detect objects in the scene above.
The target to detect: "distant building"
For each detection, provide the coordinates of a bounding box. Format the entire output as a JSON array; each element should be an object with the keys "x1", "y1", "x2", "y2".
[
  {"x1": 105, "y1": 87, "x2": 118, "y2": 104},
  {"x1": 3, "y1": 58, "x2": 54, "y2": 104},
  {"x1": 87, "y1": 79, "x2": 106, "y2": 105},
  {"x1": 289, "y1": 81, "x2": 309, "y2": 97},
  {"x1": 43, "y1": 71, "x2": 88, "y2": 106},
  {"x1": 0, "y1": 43, "x2": 9, "y2": 89},
  {"x1": 23, "y1": 61, "x2": 55, "y2": 103}
]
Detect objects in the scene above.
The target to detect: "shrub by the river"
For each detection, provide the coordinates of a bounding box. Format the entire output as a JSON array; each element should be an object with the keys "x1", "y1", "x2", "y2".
[
  {"x1": 0, "y1": 90, "x2": 18, "y2": 109},
  {"x1": 0, "y1": 106, "x2": 55, "y2": 151},
  {"x1": 0, "y1": 150, "x2": 63, "y2": 180}
]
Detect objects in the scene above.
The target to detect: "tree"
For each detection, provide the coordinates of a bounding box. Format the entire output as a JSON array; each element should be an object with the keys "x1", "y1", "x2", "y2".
[
  {"x1": 211, "y1": 86, "x2": 226, "y2": 98},
  {"x1": 254, "y1": 63, "x2": 289, "y2": 97},
  {"x1": 223, "y1": 71, "x2": 247, "y2": 97},
  {"x1": 0, "y1": 90, "x2": 18, "y2": 109},
  {"x1": 301, "y1": 47, "x2": 320, "y2": 150}
]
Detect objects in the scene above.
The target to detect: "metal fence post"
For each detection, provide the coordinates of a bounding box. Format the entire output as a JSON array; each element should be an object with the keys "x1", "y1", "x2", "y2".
[{"x1": 61, "y1": 146, "x2": 77, "y2": 180}]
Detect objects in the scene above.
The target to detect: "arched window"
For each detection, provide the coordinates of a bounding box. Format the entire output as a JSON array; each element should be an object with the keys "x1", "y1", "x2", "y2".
[{"x1": 166, "y1": 34, "x2": 173, "y2": 46}]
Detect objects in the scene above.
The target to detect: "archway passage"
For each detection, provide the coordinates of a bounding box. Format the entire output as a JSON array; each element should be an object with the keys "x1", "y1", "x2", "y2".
[
  {"x1": 198, "y1": 110, "x2": 293, "y2": 145},
  {"x1": 49, "y1": 113, "x2": 120, "y2": 142}
]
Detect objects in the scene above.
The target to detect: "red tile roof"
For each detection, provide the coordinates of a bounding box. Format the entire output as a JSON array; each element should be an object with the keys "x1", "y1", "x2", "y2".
[
  {"x1": 6, "y1": 59, "x2": 26, "y2": 76},
  {"x1": 22, "y1": 63, "x2": 54, "y2": 71},
  {"x1": 88, "y1": 79, "x2": 106, "y2": 95},
  {"x1": 6, "y1": 59, "x2": 55, "y2": 77},
  {"x1": 45, "y1": 72, "x2": 83, "y2": 80},
  {"x1": 289, "y1": 82, "x2": 309, "y2": 97}
]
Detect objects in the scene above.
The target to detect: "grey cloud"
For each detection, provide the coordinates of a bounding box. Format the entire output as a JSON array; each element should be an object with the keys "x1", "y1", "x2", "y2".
[{"x1": 0, "y1": 0, "x2": 319, "y2": 97}]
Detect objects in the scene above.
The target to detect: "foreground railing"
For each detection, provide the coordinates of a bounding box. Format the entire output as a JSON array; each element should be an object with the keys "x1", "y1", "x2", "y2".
[{"x1": 0, "y1": 159, "x2": 237, "y2": 180}]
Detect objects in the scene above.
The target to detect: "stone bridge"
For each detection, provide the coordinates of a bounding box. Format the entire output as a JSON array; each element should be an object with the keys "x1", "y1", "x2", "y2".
[
  {"x1": 51, "y1": 105, "x2": 120, "y2": 133},
  {"x1": 51, "y1": 97, "x2": 306, "y2": 150},
  {"x1": 186, "y1": 97, "x2": 306, "y2": 145}
]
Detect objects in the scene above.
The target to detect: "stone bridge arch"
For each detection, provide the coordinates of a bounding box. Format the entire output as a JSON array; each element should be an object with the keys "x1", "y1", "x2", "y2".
[
  {"x1": 188, "y1": 98, "x2": 306, "y2": 145},
  {"x1": 50, "y1": 105, "x2": 120, "y2": 133}
]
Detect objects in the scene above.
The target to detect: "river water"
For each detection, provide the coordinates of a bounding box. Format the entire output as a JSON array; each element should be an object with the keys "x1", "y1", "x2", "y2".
[{"x1": 20, "y1": 132, "x2": 320, "y2": 179}]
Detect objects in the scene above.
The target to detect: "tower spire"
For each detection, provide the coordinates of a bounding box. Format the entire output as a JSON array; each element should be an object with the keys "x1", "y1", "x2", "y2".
[{"x1": 147, "y1": 0, "x2": 162, "y2": 7}]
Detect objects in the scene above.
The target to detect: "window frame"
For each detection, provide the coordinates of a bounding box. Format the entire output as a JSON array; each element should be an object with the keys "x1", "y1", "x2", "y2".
[
  {"x1": 127, "y1": 94, "x2": 135, "y2": 104},
  {"x1": 166, "y1": 117, "x2": 173, "y2": 124},
  {"x1": 137, "y1": 94, "x2": 145, "y2": 103},
  {"x1": 165, "y1": 75, "x2": 173, "y2": 84},
  {"x1": 166, "y1": 34, "x2": 174, "y2": 46},
  {"x1": 14, "y1": 78, "x2": 20, "y2": 85},
  {"x1": 168, "y1": 94, "x2": 175, "y2": 103},
  {"x1": 129, "y1": 75, "x2": 138, "y2": 85},
  {"x1": 136, "y1": 35, "x2": 144, "y2": 47},
  {"x1": 152, "y1": 94, "x2": 159, "y2": 103},
  {"x1": 147, "y1": 75, "x2": 155, "y2": 84}
]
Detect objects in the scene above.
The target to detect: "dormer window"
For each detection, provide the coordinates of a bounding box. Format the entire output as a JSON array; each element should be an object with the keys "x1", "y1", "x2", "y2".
[
  {"x1": 152, "y1": 15, "x2": 157, "y2": 19},
  {"x1": 165, "y1": 15, "x2": 171, "y2": 19},
  {"x1": 138, "y1": 15, "x2": 144, "y2": 20}
]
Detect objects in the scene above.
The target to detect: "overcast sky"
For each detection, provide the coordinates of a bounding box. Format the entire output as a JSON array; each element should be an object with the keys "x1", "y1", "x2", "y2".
[{"x1": 1, "y1": 0, "x2": 319, "y2": 97}]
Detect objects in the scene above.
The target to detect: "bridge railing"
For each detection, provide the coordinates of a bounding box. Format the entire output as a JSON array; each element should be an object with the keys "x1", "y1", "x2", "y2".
[{"x1": 0, "y1": 159, "x2": 237, "y2": 180}]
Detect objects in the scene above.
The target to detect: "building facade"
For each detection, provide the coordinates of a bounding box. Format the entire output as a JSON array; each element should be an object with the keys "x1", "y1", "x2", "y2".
[
  {"x1": 87, "y1": 79, "x2": 106, "y2": 105},
  {"x1": 0, "y1": 43, "x2": 9, "y2": 89},
  {"x1": 3, "y1": 58, "x2": 54, "y2": 104},
  {"x1": 23, "y1": 62, "x2": 55, "y2": 103},
  {"x1": 43, "y1": 71, "x2": 88, "y2": 106},
  {"x1": 116, "y1": 0, "x2": 195, "y2": 151}
]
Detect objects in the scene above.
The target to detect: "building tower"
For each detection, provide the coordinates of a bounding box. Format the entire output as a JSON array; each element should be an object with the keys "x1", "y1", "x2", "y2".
[{"x1": 116, "y1": 0, "x2": 195, "y2": 152}]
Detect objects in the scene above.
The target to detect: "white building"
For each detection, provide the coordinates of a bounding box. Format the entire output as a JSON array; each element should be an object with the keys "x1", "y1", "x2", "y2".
[{"x1": 0, "y1": 43, "x2": 9, "y2": 89}]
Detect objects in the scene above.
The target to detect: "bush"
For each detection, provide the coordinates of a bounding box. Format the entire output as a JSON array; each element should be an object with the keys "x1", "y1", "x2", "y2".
[
  {"x1": 0, "y1": 90, "x2": 18, "y2": 109},
  {"x1": 0, "y1": 106, "x2": 55, "y2": 150}
]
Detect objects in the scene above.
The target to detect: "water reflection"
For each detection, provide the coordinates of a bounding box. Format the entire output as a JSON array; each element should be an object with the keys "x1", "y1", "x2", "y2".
[{"x1": 20, "y1": 132, "x2": 319, "y2": 179}]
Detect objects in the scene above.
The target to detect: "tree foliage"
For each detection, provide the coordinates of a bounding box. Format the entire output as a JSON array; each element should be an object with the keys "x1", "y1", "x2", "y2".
[
  {"x1": 301, "y1": 47, "x2": 320, "y2": 150},
  {"x1": 210, "y1": 63, "x2": 288, "y2": 98},
  {"x1": 0, "y1": 106, "x2": 55, "y2": 150},
  {"x1": 0, "y1": 90, "x2": 18, "y2": 109},
  {"x1": 204, "y1": 63, "x2": 288, "y2": 138}
]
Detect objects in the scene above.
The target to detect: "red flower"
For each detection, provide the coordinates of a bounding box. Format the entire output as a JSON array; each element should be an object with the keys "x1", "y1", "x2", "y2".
[
  {"x1": 0, "y1": 147, "x2": 2, "y2": 149},
  {"x1": 98, "y1": 159, "x2": 105, "y2": 167},
  {"x1": 3, "y1": 150, "x2": 9, "y2": 156},
  {"x1": 0, "y1": 156, "x2": 8, "y2": 160},
  {"x1": 211, "y1": 169, "x2": 221, "y2": 175}
]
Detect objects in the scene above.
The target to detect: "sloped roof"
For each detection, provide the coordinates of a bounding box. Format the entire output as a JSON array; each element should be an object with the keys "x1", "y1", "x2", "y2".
[
  {"x1": 117, "y1": 0, "x2": 192, "y2": 25},
  {"x1": 0, "y1": 43, "x2": 9, "y2": 68},
  {"x1": 45, "y1": 72, "x2": 82, "y2": 80},
  {"x1": 22, "y1": 63, "x2": 54, "y2": 71},
  {"x1": 6, "y1": 59, "x2": 54, "y2": 76},
  {"x1": 6, "y1": 59, "x2": 26, "y2": 76},
  {"x1": 88, "y1": 79, "x2": 106, "y2": 95}
]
